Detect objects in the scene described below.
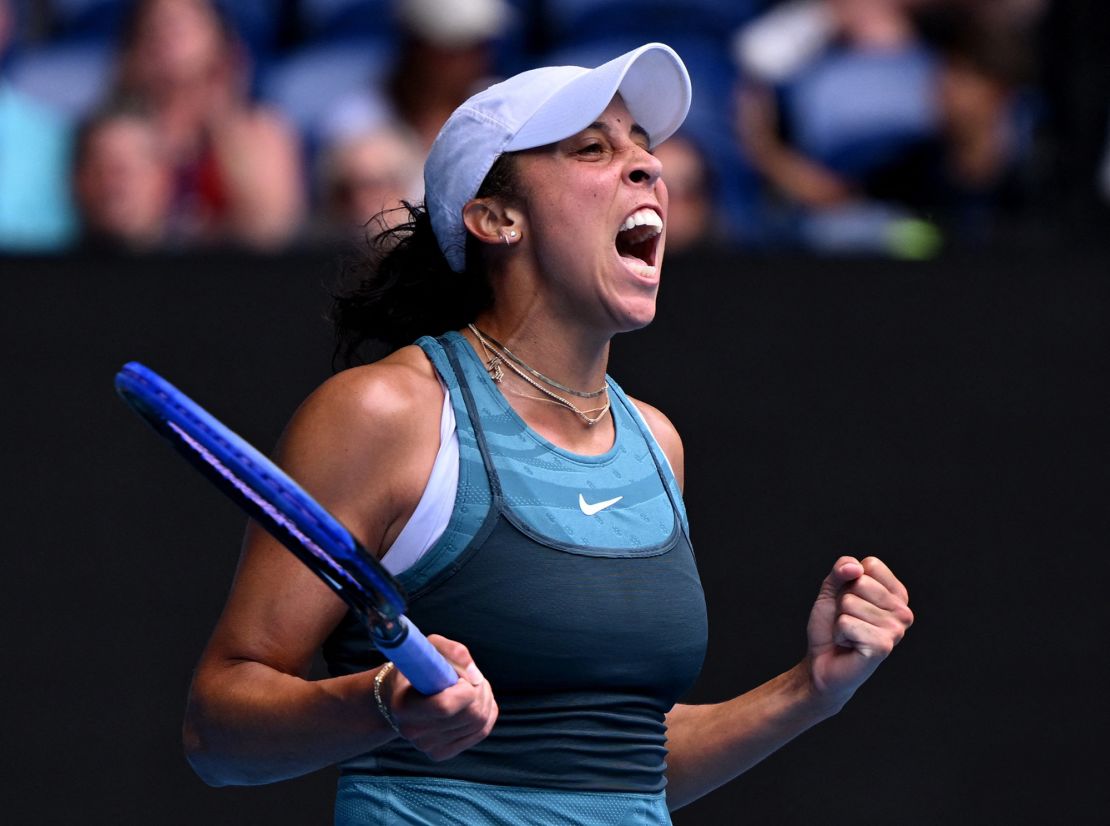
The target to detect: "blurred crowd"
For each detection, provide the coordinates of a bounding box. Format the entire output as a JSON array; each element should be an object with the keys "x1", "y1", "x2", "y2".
[{"x1": 0, "y1": 0, "x2": 1096, "y2": 258}]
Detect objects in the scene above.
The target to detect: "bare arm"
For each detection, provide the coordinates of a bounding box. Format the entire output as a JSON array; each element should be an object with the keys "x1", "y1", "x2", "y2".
[
  {"x1": 663, "y1": 664, "x2": 835, "y2": 808},
  {"x1": 665, "y1": 555, "x2": 913, "y2": 809},
  {"x1": 211, "y1": 107, "x2": 306, "y2": 250},
  {"x1": 183, "y1": 351, "x2": 498, "y2": 786},
  {"x1": 633, "y1": 399, "x2": 913, "y2": 810},
  {"x1": 735, "y1": 83, "x2": 857, "y2": 208}
]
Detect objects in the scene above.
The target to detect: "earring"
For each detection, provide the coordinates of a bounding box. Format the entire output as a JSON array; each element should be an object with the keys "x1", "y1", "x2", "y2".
[{"x1": 502, "y1": 230, "x2": 518, "y2": 245}]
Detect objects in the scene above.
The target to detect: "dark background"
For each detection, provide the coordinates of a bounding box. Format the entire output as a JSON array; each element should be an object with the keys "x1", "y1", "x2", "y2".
[{"x1": 4, "y1": 242, "x2": 1110, "y2": 824}]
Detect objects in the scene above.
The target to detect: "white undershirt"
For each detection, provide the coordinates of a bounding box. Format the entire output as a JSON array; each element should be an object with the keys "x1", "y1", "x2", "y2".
[{"x1": 379, "y1": 386, "x2": 458, "y2": 575}]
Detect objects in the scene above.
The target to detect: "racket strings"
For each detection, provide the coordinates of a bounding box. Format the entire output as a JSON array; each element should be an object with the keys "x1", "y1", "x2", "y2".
[
  {"x1": 124, "y1": 368, "x2": 405, "y2": 621},
  {"x1": 159, "y1": 382, "x2": 355, "y2": 553},
  {"x1": 168, "y1": 421, "x2": 369, "y2": 599}
]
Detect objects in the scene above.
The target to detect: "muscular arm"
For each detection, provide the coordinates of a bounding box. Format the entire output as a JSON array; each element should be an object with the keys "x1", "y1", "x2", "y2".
[
  {"x1": 183, "y1": 349, "x2": 497, "y2": 786},
  {"x1": 633, "y1": 398, "x2": 913, "y2": 811}
]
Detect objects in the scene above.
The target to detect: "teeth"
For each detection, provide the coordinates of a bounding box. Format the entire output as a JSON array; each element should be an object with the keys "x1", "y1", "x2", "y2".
[
  {"x1": 620, "y1": 209, "x2": 663, "y2": 234},
  {"x1": 625, "y1": 261, "x2": 657, "y2": 279}
]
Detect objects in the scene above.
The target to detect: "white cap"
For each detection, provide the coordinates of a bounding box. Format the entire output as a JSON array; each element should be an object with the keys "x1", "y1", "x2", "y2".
[
  {"x1": 424, "y1": 42, "x2": 692, "y2": 272},
  {"x1": 396, "y1": 0, "x2": 512, "y2": 48}
]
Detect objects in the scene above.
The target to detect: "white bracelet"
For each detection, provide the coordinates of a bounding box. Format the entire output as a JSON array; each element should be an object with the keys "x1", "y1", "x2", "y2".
[{"x1": 373, "y1": 662, "x2": 402, "y2": 735}]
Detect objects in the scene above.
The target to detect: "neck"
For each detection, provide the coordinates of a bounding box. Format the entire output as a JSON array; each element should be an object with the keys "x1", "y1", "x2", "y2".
[
  {"x1": 465, "y1": 314, "x2": 616, "y2": 449},
  {"x1": 470, "y1": 313, "x2": 611, "y2": 396}
]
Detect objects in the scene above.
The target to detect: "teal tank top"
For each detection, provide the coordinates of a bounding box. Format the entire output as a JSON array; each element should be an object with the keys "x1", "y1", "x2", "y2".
[{"x1": 324, "y1": 332, "x2": 708, "y2": 793}]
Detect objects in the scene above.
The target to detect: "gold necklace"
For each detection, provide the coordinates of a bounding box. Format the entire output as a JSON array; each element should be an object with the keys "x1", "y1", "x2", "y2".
[
  {"x1": 505, "y1": 385, "x2": 611, "y2": 417},
  {"x1": 468, "y1": 324, "x2": 607, "y2": 399},
  {"x1": 469, "y1": 324, "x2": 610, "y2": 427}
]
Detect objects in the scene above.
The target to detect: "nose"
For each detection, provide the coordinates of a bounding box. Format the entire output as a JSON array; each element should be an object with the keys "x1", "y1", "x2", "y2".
[{"x1": 626, "y1": 145, "x2": 663, "y2": 188}]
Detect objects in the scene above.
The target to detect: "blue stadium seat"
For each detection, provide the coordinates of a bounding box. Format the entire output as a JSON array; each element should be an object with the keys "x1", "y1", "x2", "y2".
[
  {"x1": 37, "y1": 0, "x2": 127, "y2": 42},
  {"x1": 295, "y1": 0, "x2": 396, "y2": 44},
  {"x1": 258, "y1": 37, "x2": 393, "y2": 139},
  {"x1": 539, "y1": 0, "x2": 764, "y2": 50}
]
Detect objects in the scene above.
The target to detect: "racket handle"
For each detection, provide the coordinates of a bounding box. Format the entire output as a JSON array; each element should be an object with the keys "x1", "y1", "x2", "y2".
[{"x1": 373, "y1": 616, "x2": 459, "y2": 695}]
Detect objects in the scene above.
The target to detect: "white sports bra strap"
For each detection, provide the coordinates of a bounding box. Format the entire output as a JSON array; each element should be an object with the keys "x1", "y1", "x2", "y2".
[{"x1": 379, "y1": 384, "x2": 459, "y2": 575}]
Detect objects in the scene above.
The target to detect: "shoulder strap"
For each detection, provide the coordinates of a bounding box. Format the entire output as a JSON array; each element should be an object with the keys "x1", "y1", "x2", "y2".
[
  {"x1": 436, "y1": 333, "x2": 506, "y2": 505},
  {"x1": 606, "y1": 379, "x2": 691, "y2": 539}
]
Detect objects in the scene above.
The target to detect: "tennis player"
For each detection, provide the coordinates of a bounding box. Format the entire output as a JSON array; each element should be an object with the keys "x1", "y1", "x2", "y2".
[{"x1": 183, "y1": 43, "x2": 913, "y2": 824}]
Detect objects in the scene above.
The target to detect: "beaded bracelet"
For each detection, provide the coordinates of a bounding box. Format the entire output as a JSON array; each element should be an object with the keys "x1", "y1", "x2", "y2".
[{"x1": 373, "y1": 662, "x2": 402, "y2": 735}]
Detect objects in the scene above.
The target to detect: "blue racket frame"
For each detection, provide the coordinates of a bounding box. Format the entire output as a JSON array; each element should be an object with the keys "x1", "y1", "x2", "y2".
[{"x1": 115, "y1": 361, "x2": 457, "y2": 695}]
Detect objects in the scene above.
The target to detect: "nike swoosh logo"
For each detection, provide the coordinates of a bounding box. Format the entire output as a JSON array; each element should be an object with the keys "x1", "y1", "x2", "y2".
[{"x1": 579, "y1": 494, "x2": 623, "y2": 516}]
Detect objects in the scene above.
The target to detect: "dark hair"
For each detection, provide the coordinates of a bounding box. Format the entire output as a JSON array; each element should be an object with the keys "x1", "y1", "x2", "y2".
[
  {"x1": 118, "y1": 0, "x2": 236, "y2": 54},
  {"x1": 916, "y1": 7, "x2": 1035, "y2": 88},
  {"x1": 330, "y1": 152, "x2": 520, "y2": 367},
  {"x1": 114, "y1": 0, "x2": 240, "y2": 100}
]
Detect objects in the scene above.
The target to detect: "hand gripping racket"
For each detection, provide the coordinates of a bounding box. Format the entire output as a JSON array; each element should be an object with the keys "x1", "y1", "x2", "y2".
[{"x1": 114, "y1": 361, "x2": 458, "y2": 695}]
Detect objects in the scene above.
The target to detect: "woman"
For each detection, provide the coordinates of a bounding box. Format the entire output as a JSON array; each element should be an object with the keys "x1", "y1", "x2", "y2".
[
  {"x1": 183, "y1": 43, "x2": 913, "y2": 824},
  {"x1": 111, "y1": 0, "x2": 303, "y2": 249}
]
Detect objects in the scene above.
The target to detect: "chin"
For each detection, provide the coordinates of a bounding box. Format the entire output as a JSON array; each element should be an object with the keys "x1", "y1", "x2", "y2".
[{"x1": 610, "y1": 297, "x2": 659, "y2": 334}]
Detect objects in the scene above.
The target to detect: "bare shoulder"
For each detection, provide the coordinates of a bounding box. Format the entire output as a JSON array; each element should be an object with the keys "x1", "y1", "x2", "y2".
[
  {"x1": 292, "y1": 345, "x2": 441, "y2": 435},
  {"x1": 274, "y1": 344, "x2": 444, "y2": 549},
  {"x1": 627, "y1": 396, "x2": 685, "y2": 491}
]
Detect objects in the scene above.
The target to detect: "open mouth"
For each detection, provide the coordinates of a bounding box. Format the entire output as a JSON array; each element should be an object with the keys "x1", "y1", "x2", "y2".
[{"x1": 615, "y1": 208, "x2": 662, "y2": 272}]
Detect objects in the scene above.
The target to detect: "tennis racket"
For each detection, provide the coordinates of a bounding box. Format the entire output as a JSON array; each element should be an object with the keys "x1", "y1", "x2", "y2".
[{"x1": 114, "y1": 361, "x2": 458, "y2": 695}]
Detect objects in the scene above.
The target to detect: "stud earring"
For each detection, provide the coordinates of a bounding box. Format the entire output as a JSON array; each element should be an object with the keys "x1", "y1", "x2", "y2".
[{"x1": 502, "y1": 230, "x2": 519, "y2": 245}]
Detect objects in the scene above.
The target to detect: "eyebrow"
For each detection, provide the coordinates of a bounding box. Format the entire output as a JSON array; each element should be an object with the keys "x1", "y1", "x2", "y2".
[{"x1": 585, "y1": 120, "x2": 652, "y2": 145}]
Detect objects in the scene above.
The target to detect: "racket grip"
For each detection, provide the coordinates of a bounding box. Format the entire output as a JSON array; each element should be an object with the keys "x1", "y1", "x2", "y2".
[{"x1": 373, "y1": 616, "x2": 459, "y2": 695}]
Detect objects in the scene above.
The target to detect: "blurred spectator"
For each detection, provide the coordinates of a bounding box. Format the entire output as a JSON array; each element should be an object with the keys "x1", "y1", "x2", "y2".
[
  {"x1": 655, "y1": 132, "x2": 724, "y2": 253},
  {"x1": 108, "y1": 0, "x2": 304, "y2": 250},
  {"x1": 314, "y1": 123, "x2": 423, "y2": 242},
  {"x1": 909, "y1": 11, "x2": 1041, "y2": 240},
  {"x1": 71, "y1": 104, "x2": 175, "y2": 251},
  {"x1": 318, "y1": 0, "x2": 513, "y2": 155},
  {"x1": 732, "y1": 0, "x2": 1048, "y2": 253},
  {"x1": 0, "y1": 0, "x2": 78, "y2": 251},
  {"x1": 732, "y1": 0, "x2": 942, "y2": 254}
]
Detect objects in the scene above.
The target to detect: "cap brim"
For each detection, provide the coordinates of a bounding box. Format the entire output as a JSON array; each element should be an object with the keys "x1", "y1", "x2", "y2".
[{"x1": 505, "y1": 42, "x2": 691, "y2": 152}]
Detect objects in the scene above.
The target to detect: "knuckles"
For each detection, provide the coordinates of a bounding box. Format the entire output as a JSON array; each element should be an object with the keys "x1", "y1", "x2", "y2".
[
  {"x1": 428, "y1": 634, "x2": 472, "y2": 666},
  {"x1": 897, "y1": 604, "x2": 915, "y2": 628},
  {"x1": 399, "y1": 684, "x2": 499, "y2": 762}
]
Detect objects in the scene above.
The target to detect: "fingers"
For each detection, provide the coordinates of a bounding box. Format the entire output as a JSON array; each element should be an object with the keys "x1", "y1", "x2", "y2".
[
  {"x1": 413, "y1": 687, "x2": 499, "y2": 762},
  {"x1": 827, "y1": 556, "x2": 911, "y2": 613},
  {"x1": 833, "y1": 613, "x2": 900, "y2": 660},
  {"x1": 859, "y1": 556, "x2": 911, "y2": 605},
  {"x1": 428, "y1": 634, "x2": 485, "y2": 687},
  {"x1": 836, "y1": 556, "x2": 865, "y2": 581},
  {"x1": 816, "y1": 556, "x2": 864, "y2": 601},
  {"x1": 832, "y1": 556, "x2": 914, "y2": 654},
  {"x1": 837, "y1": 593, "x2": 912, "y2": 648},
  {"x1": 399, "y1": 679, "x2": 499, "y2": 761},
  {"x1": 806, "y1": 556, "x2": 914, "y2": 701},
  {"x1": 384, "y1": 637, "x2": 499, "y2": 762}
]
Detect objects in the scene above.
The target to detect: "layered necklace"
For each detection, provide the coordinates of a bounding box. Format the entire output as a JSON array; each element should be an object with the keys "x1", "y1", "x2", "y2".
[{"x1": 468, "y1": 324, "x2": 610, "y2": 427}]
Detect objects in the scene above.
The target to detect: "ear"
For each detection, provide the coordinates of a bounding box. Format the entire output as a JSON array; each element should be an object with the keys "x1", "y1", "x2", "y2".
[{"x1": 462, "y1": 198, "x2": 522, "y2": 247}]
